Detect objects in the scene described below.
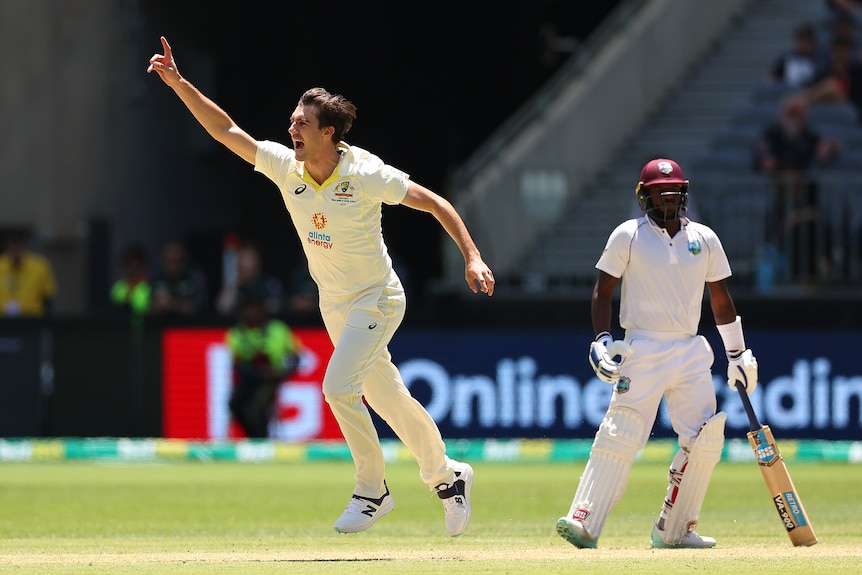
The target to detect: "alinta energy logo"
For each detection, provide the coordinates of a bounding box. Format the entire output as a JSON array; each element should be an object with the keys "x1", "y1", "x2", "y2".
[
  {"x1": 308, "y1": 212, "x2": 333, "y2": 249},
  {"x1": 312, "y1": 212, "x2": 327, "y2": 230}
]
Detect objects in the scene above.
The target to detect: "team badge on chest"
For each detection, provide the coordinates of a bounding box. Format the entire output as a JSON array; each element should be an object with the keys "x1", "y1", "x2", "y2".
[{"x1": 332, "y1": 180, "x2": 357, "y2": 204}]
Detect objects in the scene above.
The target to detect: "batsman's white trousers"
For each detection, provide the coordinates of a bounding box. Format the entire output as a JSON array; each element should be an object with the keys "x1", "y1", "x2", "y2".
[
  {"x1": 615, "y1": 330, "x2": 717, "y2": 450},
  {"x1": 319, "y1": 270, "x2": 452, "y2": 499}
]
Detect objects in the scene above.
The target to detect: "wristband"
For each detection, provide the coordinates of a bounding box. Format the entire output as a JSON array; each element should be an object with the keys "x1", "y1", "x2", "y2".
[
  {"x1": 717, "y1": 315, "x2": 745, "y2": 354},
  {"x1": 594, "y1": 331, "x2": 612, "y2": 347}
]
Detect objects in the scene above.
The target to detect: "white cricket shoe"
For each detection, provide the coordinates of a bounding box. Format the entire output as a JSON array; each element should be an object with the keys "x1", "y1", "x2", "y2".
[
  {"x1": 436, "y1": 461, "x2": 473, "y2": 536},
  {"x1": 333, "y1": 482, "x2": 394, "y2": 534},
  {"x1": 650, "y1": 523, "x2": 716, "y2": 548},
  {"x1": 556, "y1": 516, "x2": 598, "y2": 549}
]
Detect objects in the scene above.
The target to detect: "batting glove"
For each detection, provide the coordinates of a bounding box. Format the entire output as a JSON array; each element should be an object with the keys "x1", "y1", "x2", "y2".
[
  {"x1": 727, "y1": 349, "x2": 758, "y2": 394},
  {"x1": 589, "y1": 332, "x2": 633, "y2": 384}
]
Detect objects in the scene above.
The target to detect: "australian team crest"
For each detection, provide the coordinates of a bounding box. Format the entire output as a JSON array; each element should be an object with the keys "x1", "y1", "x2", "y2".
[{"x1": 332, "y1": 180, "x2": 357, "y2": 204}]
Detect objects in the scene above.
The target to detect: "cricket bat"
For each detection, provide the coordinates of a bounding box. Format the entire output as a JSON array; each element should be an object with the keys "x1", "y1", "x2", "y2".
[{"x1": 735, "y1": 382, "x2": 818, "y2": 546}]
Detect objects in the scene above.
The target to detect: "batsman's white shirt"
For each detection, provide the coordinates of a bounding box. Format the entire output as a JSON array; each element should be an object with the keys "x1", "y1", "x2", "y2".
[
  {"x1": 596, "y1": 216, "x2": 732, "y2": 447},
  {"x1": 597, "y1": 216, "x2": 731, "y2": 337},
  {"x1": 255, "y1": 140, "x2": 409, "y2": 298}
]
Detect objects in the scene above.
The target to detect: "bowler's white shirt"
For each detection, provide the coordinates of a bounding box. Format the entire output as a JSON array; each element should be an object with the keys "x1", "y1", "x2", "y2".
[
  {"x1": 255, "y1": 140, "x2": 409, "y2": 297},
  {"x1": 596, "y1": 216, "x2": 731, "y2": 336}
]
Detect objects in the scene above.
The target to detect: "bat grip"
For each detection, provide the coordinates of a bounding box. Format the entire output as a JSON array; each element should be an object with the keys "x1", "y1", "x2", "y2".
[{"x1": 735, "y1": 381, "x2": 762, "y2": 431}]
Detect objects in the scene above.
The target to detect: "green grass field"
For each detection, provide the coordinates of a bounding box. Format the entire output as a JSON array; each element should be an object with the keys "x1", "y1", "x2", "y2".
[{"x1": 0, "y1": 459, "x2": 859, "y2": 574}]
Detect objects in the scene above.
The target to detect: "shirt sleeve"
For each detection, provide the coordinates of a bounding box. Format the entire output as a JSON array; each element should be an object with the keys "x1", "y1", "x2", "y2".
[
  {"x1": 254, "y1": 140, "x2": 296, "y2": 184},
  {"x1": 351, "y1": 147, "x2": 410, "y2": 205},
  {"x1": 595, "y1": 220, "x2": 635, "y2": 278},
  {"x1": 378, "y1": 164, "x2": 410, "y2": 205},
  {"x1": 704, "y1": 227, "x2": 732, "y2": 282}
]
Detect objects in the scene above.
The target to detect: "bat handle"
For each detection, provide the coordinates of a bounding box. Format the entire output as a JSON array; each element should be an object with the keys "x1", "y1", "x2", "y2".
[{"x1": 735, "y1": 380, "x2": 762, "y2": 431}]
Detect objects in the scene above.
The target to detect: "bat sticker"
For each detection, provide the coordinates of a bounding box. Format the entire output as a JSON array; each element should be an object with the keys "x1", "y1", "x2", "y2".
[
  {"x1": 752, "y1": 430, "x2": 779, "y2": 466},
  {"x1": 782, "y1": 491, "x2": 808, "y2": 527}
]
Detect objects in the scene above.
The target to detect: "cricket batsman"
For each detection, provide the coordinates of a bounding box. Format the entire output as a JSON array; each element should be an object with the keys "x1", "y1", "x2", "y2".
[{"x1": 556, "y1": 158, "x2": 758, "y2": 549}]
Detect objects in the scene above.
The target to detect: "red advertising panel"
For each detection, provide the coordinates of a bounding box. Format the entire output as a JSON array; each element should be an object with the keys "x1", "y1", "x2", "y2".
[{"x1": 162, "y1": 327, "x2": 342, "y2": 441}]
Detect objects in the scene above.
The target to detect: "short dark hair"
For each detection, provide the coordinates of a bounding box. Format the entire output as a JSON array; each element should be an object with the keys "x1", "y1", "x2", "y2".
[{"x1": 298, "y1": 87, "x2": 357, "y2": 143}]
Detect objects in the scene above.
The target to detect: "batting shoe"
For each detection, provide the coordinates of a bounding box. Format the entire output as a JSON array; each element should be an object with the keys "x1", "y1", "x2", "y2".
[
  {"x1": 650, "y1": 523, "x2": 716, "y2": 549},
  {"x1": 436, "y1": 460, "x2": 473, "y2": 536},
  {"x1": 556, "y1": 516, "x2": 598, "y2": 549},
  {"x1": 333, "y1": 482, "x2": 394, "y2": 534}
]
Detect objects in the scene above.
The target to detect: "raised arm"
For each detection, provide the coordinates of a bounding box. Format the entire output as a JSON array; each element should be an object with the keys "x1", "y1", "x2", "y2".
[
  {"x1": 147, "y1": 36, "x2": 258, "y2": 165},
  {"x1": 401, "y1": 182, "x2": 494, "y2": 296}
]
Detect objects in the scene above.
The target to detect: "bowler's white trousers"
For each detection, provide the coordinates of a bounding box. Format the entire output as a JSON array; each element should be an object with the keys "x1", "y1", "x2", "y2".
[{"x1": 319, "y1": 270, "x2": 454, "y2": 498}]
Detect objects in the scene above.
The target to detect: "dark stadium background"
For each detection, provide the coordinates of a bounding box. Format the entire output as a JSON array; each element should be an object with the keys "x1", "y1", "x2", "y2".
[{"x1": 140, "y1": 1, "x2": 622, "y2": 308}]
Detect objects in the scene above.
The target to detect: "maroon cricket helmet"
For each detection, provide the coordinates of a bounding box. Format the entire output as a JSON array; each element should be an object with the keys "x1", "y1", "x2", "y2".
[
  {"x1": 637, "y1": 158, "x2": 689, "y2": 189},
  {"x1": 635, "y1": 158, "x2": 689, "y2": 220}
]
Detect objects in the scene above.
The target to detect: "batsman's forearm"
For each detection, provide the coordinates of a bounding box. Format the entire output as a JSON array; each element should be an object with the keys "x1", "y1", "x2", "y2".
[{"x1": 591, "y1": 298, "x2": 613, "y2": 335}]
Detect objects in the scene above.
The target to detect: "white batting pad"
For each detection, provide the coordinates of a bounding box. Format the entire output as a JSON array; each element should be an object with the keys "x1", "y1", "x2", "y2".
[
  {"x1": 566, "y1": 406, "x2": 644, "y2": 539},
  {"x1": 659, "y1": 411, "x2": 727, "y2": 544}
]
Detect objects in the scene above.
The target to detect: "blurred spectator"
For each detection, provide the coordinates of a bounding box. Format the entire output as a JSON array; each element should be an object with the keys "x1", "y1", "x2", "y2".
[
  {"x1": 0, "y1": 228, "x2": 57, "y2": 317},
  {"x1": 825, "y1": 0, "x2": 862, "y2": 24},
  {"x1": 216, "y1": 240, "x2": 285, "y2": 318},
  {"x1": 109, "y1": 243, "x2": 151, "y2": 317},
  {"x1": 825, "y1": 8, "x2": 860, "y2": 39},
  {"x1": 804, "y1": 34, "x2": 862, "y2": 118},
  {"x1": 226, "y1": 284, "x2": 302, "y2": 438},
  {"x1": 755, "y1": 94, "x2": 841, "y2": 172},
  {"x1": 284, "y1": 263, "x2": 320, "y2": 324},
  {"x1": 768, "y1": 22, "x2": 822, "y2": 89},
  {"x1": 755, "y1": 94, "x2": 840, "y2": 284},
  {"x1": 150, "y1": 239, "x2": 209, "y2": 319}
]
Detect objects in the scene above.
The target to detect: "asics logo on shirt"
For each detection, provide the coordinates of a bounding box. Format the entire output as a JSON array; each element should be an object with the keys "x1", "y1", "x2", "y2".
[
  {"x1": 368, "y1": 323, "x2": 377, "y2": 330},
  {"x1": 294, "y1": 184, "x2": 307, "y2": 195}
]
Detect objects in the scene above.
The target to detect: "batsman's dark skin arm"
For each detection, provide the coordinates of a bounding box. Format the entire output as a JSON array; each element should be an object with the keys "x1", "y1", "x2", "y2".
[
  {"x1": 591, "y1": 272, "x2": 739, "y2": 336},
  {"x1": 591, "y1": 271, "x2": 618, "y2": 336},
  {"x1": 707, "y1": 279, "x2": 739, "y2": 329}
]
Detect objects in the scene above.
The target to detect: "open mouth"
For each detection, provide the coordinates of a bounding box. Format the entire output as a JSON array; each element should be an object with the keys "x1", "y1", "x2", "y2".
[{"x1": 293, "y1": 139, "x2": 304, "y2": 152}]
